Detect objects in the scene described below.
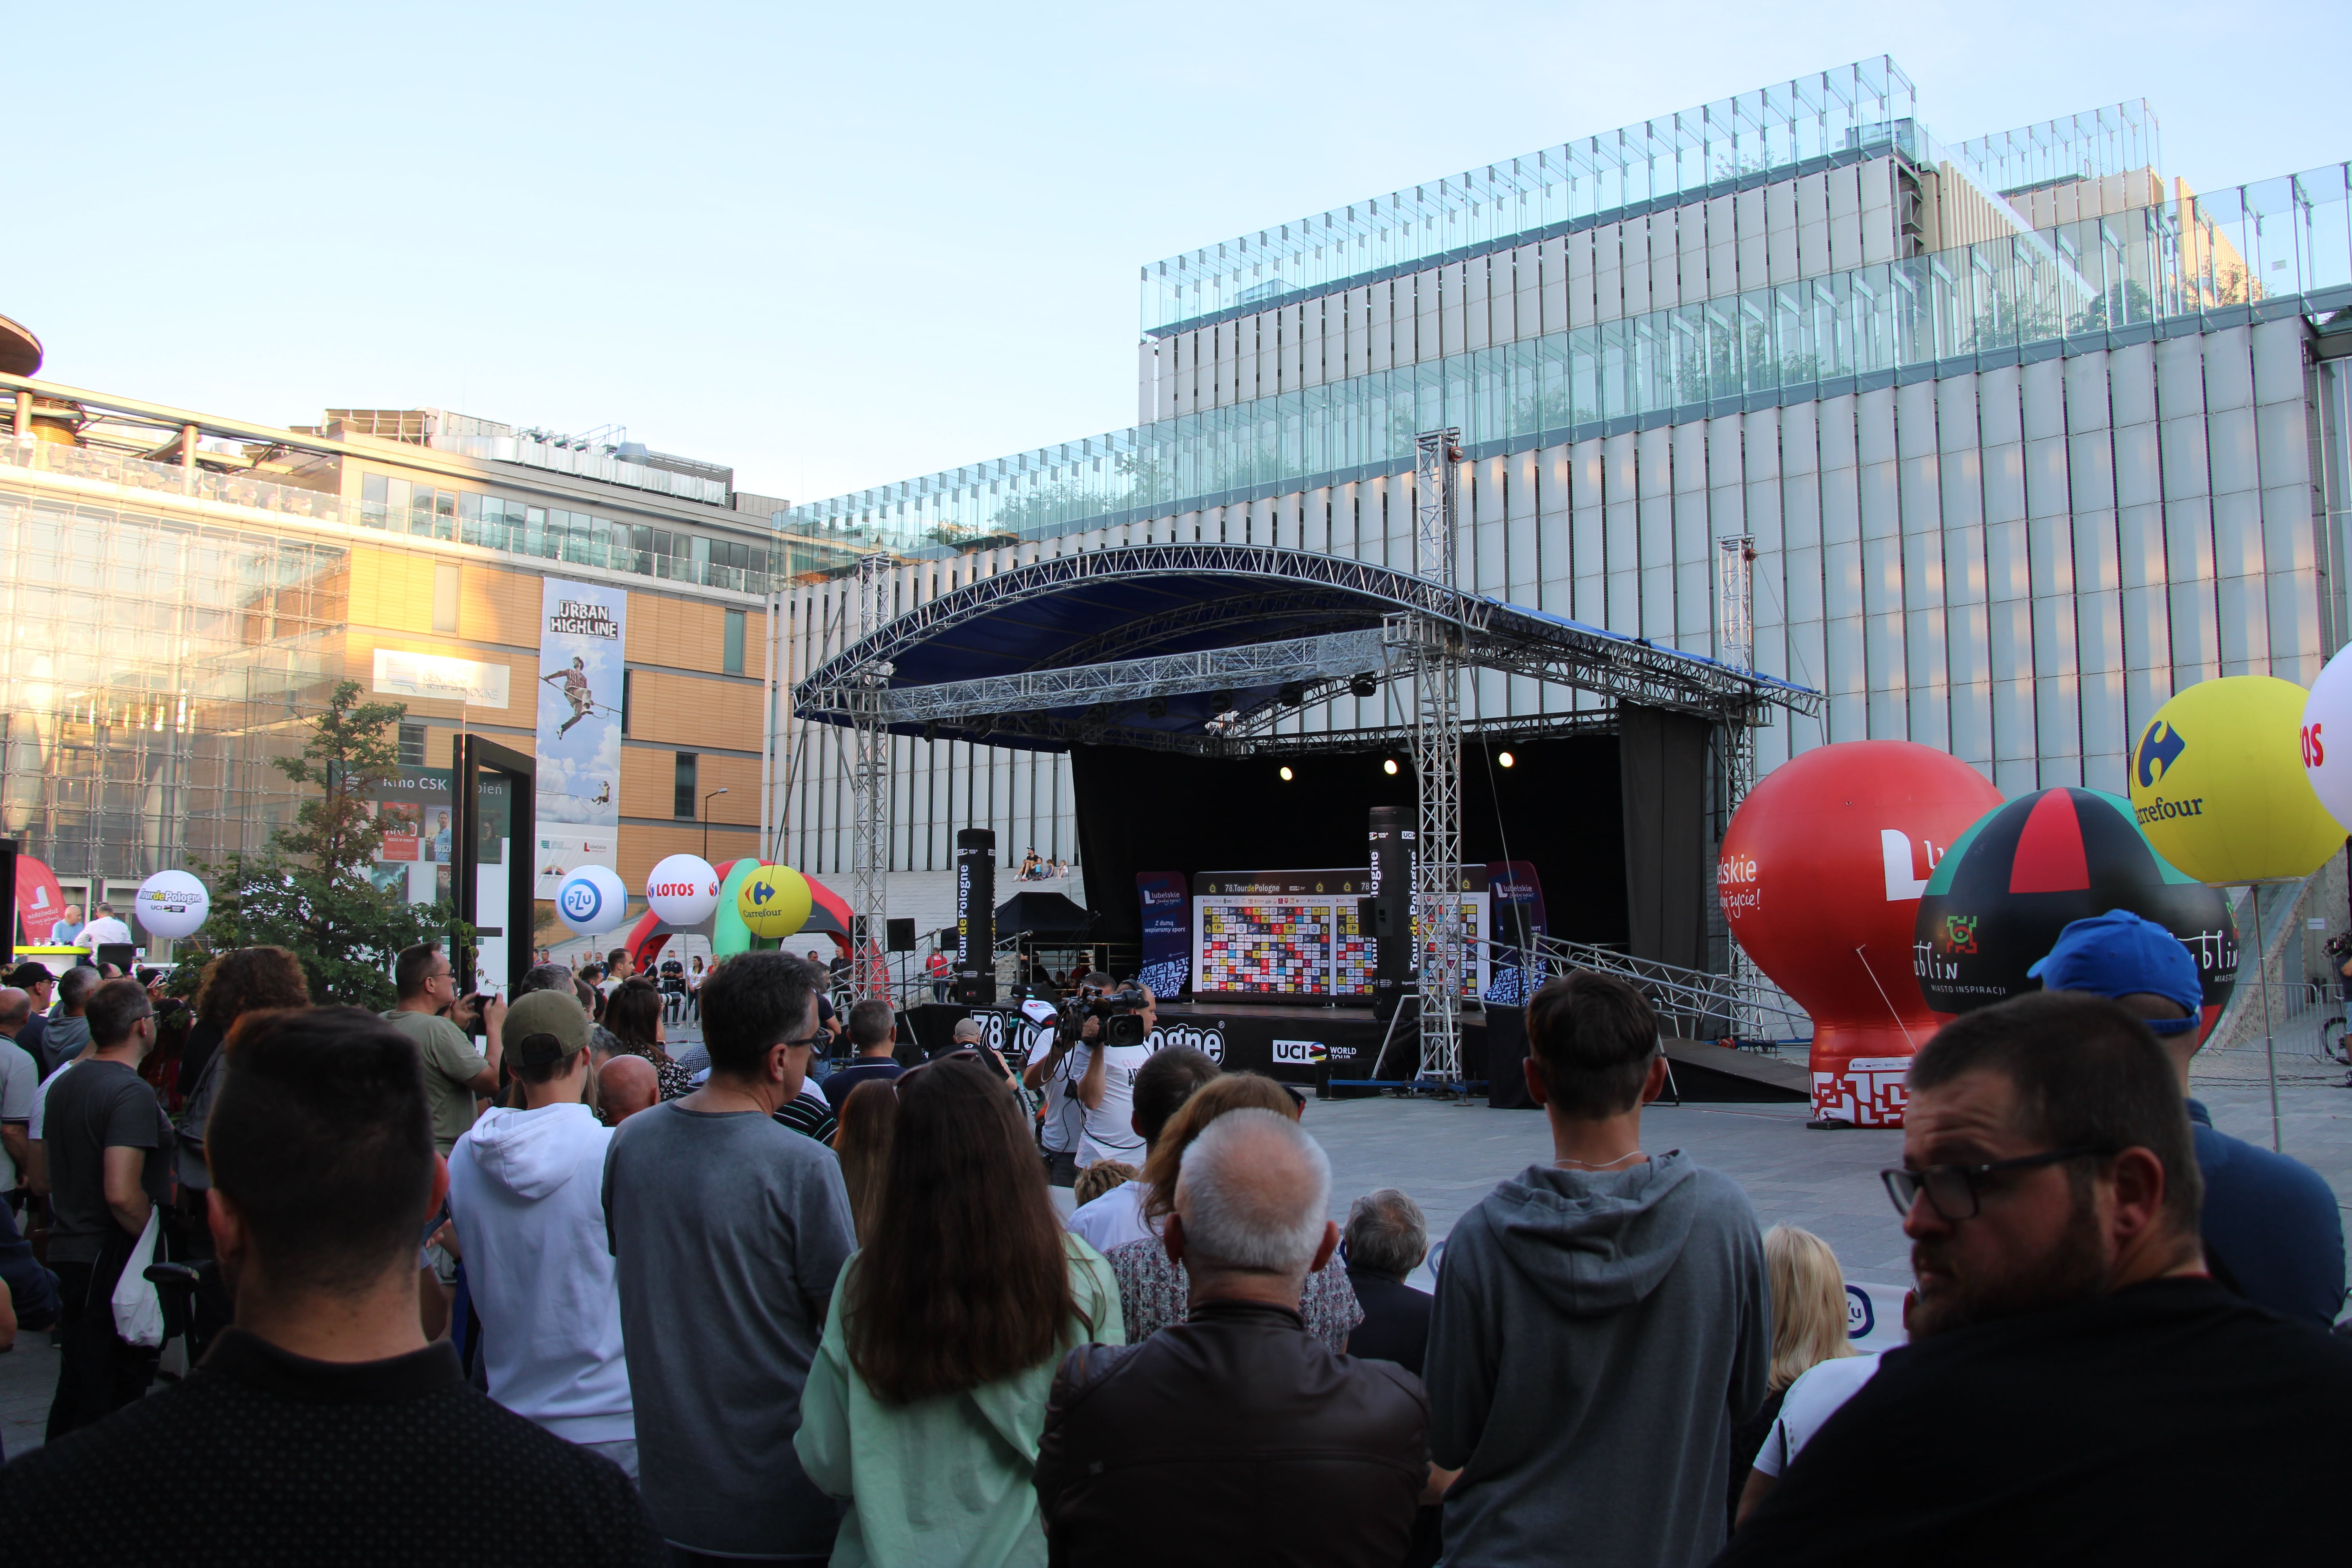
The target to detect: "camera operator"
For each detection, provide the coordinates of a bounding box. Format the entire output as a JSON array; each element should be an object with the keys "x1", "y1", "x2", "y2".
[
  {"x1": 1073, "y1": 984, "x2": 1157, "y2": 1169},
  {"x1": 1023, "y1": 1012, "x2": 1094, "y2": 1189}
]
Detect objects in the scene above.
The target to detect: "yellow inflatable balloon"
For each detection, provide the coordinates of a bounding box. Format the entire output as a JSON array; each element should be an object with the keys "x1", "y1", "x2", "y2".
[
  {"x1": 737, "y1": 864, "x2": 813, "y2": 940},
  {"x1": 2129, "y1": 676, "x2": 2344, "y2": 883}
]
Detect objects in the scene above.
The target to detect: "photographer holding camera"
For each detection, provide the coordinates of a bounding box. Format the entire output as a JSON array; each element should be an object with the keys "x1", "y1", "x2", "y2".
[
  {"x1": 1023, "y1": 1012, "x2": 1093, "y2": 1189},
  {"x1": 1073, "y1": 985, "x2": 1157, "y2": 1170}
]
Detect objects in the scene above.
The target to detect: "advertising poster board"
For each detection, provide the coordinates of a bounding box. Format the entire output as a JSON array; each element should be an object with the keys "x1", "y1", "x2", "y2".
[{"x1": 533, "y1": 579, "x2": 626, "y2": 897}]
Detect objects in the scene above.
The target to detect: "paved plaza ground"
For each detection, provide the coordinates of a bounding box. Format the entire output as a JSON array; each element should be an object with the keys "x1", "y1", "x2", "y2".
[{"x1": 5, "y1": 1074, "x2": 2346, "y2": 1462}]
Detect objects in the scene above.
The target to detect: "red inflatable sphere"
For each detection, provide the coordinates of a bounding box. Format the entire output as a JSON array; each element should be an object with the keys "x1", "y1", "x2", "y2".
[{"x1": 1720, "y1": 741, "x2": 2003, "y2": 1127}]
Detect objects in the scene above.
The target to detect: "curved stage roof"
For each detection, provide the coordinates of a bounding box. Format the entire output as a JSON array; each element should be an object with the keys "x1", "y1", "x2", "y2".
[{"x1": 795, "y1": 543, "x2": 1818, "y2": 755}]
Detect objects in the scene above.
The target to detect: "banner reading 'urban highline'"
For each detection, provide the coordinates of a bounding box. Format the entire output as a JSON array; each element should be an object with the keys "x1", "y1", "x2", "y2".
[{"x1": 534, "y1": 578, "x2": 625, "y2": 897}]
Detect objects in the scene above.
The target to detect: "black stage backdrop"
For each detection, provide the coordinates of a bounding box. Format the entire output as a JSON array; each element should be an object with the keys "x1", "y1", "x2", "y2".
[
  {"x1": 1617, "y1": 706, "x2": 1711, "y2": 971},
  {"x1": 1072, "y1": 733, "x2": 1628, "y2": 949}
]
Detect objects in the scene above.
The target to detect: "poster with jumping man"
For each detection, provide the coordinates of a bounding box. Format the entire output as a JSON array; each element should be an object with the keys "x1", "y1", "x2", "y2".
[{"x1": 534, "y1": 577, "x2": 626, "y2": 896}]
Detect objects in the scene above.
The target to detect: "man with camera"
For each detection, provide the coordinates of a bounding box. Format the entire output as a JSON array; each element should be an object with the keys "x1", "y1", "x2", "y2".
[
  {"x1": 1024, "y1": 1011, "x2": 1094, "y2": 1189},
  {"x1": 1073, "y1": 985, "x2": 1157, "y2": 1171},
  {"x1": 386, "y1": 942, "x2": 506, "y2": 1157}
]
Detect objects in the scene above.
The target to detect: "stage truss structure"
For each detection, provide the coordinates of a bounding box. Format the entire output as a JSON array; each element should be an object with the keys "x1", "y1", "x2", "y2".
[
  {"x1": 1400, "y1": 428, "x2": 1466, "y2": 1083},
  {"x1": 847, "y1": 552, "x2": 892, "y2": 1001}
]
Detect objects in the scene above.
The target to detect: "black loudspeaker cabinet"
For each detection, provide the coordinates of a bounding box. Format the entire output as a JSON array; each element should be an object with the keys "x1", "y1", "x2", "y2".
[{"x1": 886, "y1": 918, "x2": 916, "y2": 953}]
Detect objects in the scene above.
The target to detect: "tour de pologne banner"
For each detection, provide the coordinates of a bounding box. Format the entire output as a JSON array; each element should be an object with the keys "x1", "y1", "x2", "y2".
[
  {"x1": 1483, "y1": 860, "x2": 1548, "y2": 1005},
  {"x1": 534, "y1": 578, "x2": 626, "y2": 897},
  {"x1": 1136, "y1": 871, "x2": 1191, "y2": 1000}
]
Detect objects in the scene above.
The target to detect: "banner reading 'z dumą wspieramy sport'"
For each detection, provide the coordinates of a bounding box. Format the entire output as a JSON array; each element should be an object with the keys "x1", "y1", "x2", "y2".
[{"x1": 534, "y1": 578, "x2": 626, "y2": 898}]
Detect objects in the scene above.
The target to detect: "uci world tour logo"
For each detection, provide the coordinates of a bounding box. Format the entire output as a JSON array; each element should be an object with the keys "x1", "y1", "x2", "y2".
[{"x1": 2136, "y1": 720, "x2": 2187, "y2": 788}]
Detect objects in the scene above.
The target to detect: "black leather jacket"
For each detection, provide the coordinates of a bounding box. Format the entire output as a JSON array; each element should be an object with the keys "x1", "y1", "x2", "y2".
[{"x1": 1036, "y1": 1297, "x2": 1428, "y2": 1567}]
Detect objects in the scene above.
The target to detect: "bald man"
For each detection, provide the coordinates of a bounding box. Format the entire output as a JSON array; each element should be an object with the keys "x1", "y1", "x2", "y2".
[{"x1": 598, "y1": 1055, "x2": 659, "y2": 1125}]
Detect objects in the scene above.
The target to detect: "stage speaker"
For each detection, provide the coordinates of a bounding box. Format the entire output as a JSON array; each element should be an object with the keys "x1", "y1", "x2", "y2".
[
  {"x1": 886, "y1": 918, "x2": 916, "y2": 953},
  {"x1": 952, "y1": 829, "x2": 996, "y2": 1005},
  {"x1": 1367, "y1": 806, "x2": 1413, "y2": 1018}
]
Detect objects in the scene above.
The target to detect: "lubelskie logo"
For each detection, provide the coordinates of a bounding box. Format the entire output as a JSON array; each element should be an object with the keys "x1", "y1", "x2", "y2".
[{"x1": 2136, "y1": 720, "x2": 2186, "y2": 788}]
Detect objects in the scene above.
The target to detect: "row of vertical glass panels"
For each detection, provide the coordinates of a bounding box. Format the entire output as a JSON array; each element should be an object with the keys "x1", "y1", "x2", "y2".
[
  {"x1": 0, "y1": 487, "x2": 346, "y2": 884},
  {"x1": 790, "y1": 164, "x2": 2352, "y2": 552}
]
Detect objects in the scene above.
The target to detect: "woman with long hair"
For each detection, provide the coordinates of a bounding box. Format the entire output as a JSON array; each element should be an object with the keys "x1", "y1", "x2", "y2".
[
  {"x1": 1729, "y1": 1225, "x2": 1853, "y2": 1528},
  {"x1": 602, "y1": 978, "x2": 693, "y2": 1101},
  {"x1": 831, "y1": 1078, "x2": 898, "y2": 1246},
  {"x1": 795, "y1": 1054, "x2": 1120, "y2": 1566},
  {"x1": 1104, "y1": 1073, "x2": 1362, "y2": 1351}
]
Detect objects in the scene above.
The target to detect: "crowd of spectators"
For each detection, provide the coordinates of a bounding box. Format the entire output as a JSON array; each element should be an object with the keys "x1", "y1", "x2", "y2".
[{"x1": 0, "y1": 908, "x2": 2344, "y2": 1566}]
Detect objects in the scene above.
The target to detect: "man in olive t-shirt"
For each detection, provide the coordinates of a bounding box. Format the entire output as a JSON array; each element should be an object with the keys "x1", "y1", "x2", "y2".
[{"x1": 385, "y1": 944, "x2": 506, "y2": 1154}]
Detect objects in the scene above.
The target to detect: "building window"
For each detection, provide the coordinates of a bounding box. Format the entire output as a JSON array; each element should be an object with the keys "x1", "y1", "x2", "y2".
[
  {"x1": 723, "y1": 608, "x2": 746, "y2": 675},
  {"x1": 675, "y1": 752, "x2": 698, "y2": 819},
  {"x1": 432, "y1": 562, "x2": 459, "y2": 633},
  {"x1": 397, "y1": 723, "x2": 427, "y2": 766}
]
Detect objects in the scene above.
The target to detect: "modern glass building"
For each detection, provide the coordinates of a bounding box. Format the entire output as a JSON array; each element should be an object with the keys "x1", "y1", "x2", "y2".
[{"x1": 770, "y1": 58, "x2": 2352, "y2": 945}]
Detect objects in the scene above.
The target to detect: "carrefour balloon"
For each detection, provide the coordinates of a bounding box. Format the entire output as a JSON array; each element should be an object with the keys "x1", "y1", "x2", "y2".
[
  {"x1": 132, "y1": 869, "x2": 210, "y2": 940},
  {"x1": 2301, "y1": 646, "x2": 2352, "y2": 830},
  {"x1": 644, "y1": 854, "x2": 721, "y2": 927},
  {"x1": 2129, "y1": 677, "x2": 2342, "y2": 883},
  {"x1": 1719, "y1": 741, "x2": 2003, "y2": 1127},
  {"x1": 1914, "y1": 788, "x2": 2237, "y2": 1035},
  {"x1": 737, "y1": 864, "x2": 812, "y2": 940},
  {"x1": 554, "y1": 863, "x2": 630, "y2": 935}
]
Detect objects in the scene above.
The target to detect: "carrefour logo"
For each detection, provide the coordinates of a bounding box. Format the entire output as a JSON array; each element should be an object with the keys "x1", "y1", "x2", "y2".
[
  {"x1": 2136, "y1": 720, "x2": 2186, "y2": 788},
  {"x1": 559, "y1": 878, "x2": 605, "y2": 923}
]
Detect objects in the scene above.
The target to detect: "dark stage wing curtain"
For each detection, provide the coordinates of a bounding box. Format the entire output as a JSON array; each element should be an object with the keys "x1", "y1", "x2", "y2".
[{"x1": 1616, "y1": 704, "x2": 1710, "y2": 971}]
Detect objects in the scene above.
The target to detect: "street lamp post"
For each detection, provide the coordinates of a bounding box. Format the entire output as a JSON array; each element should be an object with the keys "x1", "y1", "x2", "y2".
[{"x1": 703, "y1": 787, "x2": 730, "y2": 860}]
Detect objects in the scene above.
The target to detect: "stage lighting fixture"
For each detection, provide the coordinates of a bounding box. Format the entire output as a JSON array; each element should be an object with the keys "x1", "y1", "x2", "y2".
[
  {"x1": 1383, "y1": 758, "x2": 1399, "y2": 775},
  {"x1": 1145, "y1": 696, "x2": 1168, "y2": 719},
  {"x1": 1279, "y1": 766, "x2": 1294, "y2": 781},
  {"x1": 1277, "y1": 681, "x2": 1307, "y2": 706},
  {"x1": 1498, "y1": 750, "x2": 1515, "y2": 768},
  {"x1": 922, "y1": 721, "x2": 939, "y2": 742},
  {"x1": 1348, "y1": 674, "x2": 1378, "y2": 699}
]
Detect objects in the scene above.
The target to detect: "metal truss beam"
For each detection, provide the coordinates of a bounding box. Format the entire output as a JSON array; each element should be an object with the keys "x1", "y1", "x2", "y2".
[
  {"x1": 847, "y1": 552, "x2": 891, "y2": 1002},
  {"x1": 1408, "y1": 430, "x2": 1465, "y2": 1085}
]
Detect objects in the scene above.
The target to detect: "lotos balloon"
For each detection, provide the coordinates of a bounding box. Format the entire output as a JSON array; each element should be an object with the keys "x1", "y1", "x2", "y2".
[
  {"x1": 1914, "y1": 788, "x2": 2238, "y2": 1036},
  {"x1": 2302, "y1": 646, "x2": 2352, "y2": 831},
  {"x1": 555, "y1": 863, "x2": 630, "y2": 935},
  {"x1": 2130, "y1": 677, "x2": 2343, "y2": 884},
  {"x1": 737, "y1": 864, "x2": 812, "y2": 941},
  {"x1": 644, "y1": 854, "x2": 721, "y2": 927},
  {"x1": 1720, "y1": 741, "x2": 2003, "y2": 1127},
  {"x1": 132, "y1": 869, "x2": 211, "y2": 940}
]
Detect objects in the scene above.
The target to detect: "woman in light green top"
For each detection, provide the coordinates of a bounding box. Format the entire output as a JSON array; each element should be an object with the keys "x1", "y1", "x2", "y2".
[{"x1": 796, "y1": 1054, "x2": 1122, "y2": 1567}]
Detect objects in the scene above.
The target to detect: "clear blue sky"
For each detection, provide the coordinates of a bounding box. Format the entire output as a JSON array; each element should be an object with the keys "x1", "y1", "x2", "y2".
[{"x1": 10, "y1": 1, "x2": 2341, "y2": 504}]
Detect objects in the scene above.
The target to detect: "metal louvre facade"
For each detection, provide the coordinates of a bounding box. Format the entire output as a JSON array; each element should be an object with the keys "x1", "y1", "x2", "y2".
[{"x1": 769, "y1": 62, "x2": 2352, "y2": 910}]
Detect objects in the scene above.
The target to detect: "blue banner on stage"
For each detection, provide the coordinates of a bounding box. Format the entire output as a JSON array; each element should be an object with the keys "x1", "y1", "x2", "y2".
[
  {"x1": 1136, "y1": 871, "x2": 1191, "y2": 999},
  {"x1": 1484, "y1": 860, "x2": 1547, "y2": 1005}
]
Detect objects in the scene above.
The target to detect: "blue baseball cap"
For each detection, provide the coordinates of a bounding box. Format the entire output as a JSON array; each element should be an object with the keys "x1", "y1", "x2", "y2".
[{"x1": 2027, "y1": 909, "x2": 2203, "y2": 1034}]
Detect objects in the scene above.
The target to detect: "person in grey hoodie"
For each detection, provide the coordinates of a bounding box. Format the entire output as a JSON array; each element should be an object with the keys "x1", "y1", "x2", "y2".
[
  {"x1": 446, "y1": 989, "x2": 636, "y2": 1475},
  {"x1": 1424, "y1": 971, "x2": 1768, "y2": 1568}
]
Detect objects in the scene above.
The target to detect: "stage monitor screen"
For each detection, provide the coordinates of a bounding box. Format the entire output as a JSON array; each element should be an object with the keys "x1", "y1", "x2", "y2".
[{"x1": 1192, "y1": 867, "x2": 1487, "y2": 1002}]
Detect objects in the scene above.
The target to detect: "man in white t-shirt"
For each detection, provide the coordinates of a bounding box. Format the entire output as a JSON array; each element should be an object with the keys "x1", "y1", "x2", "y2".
[
  {"x1": 1072, "y1": 986, "x2": 1158, "y2": 1168},
  {"x1": 1065, "y1": 1044, "x2": 1219, "y2": 1255},
  {"x1": 1736, "y1": 1350, "x2": 1886, "y2": 1524},
  {"x1": 1024, "y1": 1016, "x2": 1092, "y2": 1188},
  {"x1": 75, "y1": 904, "x2": 134, "y2": 955}
]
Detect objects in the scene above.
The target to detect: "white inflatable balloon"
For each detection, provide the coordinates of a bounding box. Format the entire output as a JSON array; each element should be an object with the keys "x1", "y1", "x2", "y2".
[
  {"x1": 2302, "y1": 646, "x2": 2352, "y2": 829},
  {"x1": 133, "y1": 869, "x2": 210, "y2": 940},
  {"x1": 554, "y1": 863, "x2": 630, "y2": 935},
  {"x1": 644, "y1": 854, "x2": 721, "y2": 927}
]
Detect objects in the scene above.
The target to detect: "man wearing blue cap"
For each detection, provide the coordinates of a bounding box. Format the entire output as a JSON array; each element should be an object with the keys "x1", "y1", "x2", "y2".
[{"x1": 2031, "y1": 909, "x2": 2344, "y2": 1327}]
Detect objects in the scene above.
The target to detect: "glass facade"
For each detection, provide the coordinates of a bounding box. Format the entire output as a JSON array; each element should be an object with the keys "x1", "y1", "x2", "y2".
[
  {"x1": 0, "y1": 482, "x2": 347, "y2": 891},
  {"x1": 789, "y1": 162, "x2": 2352, "y2": 551}
]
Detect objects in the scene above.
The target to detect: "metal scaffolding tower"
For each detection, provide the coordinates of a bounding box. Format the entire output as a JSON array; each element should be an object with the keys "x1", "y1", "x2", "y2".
[
  {"x1": 1399, "y1": 429, "x2": 1466, "y2": 1082},
  {"x1": 1714, "y1": 534, "x2": 1762, "y2": 1038},
  {"x1": 847, "y1": 552, "x2": 893, "y2": 1001}
]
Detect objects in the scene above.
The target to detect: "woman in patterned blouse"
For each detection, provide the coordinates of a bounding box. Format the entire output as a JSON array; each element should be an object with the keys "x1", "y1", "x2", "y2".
[
  {"x1": 1104, "y1": 1072, "x2": 1362, "y2": 1351},
  {"x1": 603, "y1": 979, "x2": 696, "y2": 1102}
]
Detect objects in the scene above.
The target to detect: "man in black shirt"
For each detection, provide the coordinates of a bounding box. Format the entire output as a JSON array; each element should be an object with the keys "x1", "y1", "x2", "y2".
[
  {"x1": 39, "y1": 978, "x2": 169, "y2": 1437},
  {"x1": 1719, "y1": 993, "x2": 2352, "y2": 1565},
  {"x1": 0, "y1": 1006, "x2": 662, "y2": 1566}
]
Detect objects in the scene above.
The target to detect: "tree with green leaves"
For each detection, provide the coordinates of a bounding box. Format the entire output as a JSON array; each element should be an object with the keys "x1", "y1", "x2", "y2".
[{"x1": 190, "y1": 679, "x2": 458, "y2": 1009}]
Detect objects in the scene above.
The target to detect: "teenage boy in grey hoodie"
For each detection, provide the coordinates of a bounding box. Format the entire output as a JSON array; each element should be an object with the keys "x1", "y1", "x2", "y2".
[{"x1": 1424, "y1": 971, "x2": 1768, "y2": 1568}]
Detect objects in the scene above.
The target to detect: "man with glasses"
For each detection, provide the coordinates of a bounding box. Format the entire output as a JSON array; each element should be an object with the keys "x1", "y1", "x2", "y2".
[
  {"x1": 1719, "y1": 991, "x2": 2352, "y2": 1563},
  {"x1": 604, "y1": 951, "x2": 856, "y2": 1566},
  {"x1": 37, "y1": 978, "x2": 170, "y2": 1437},
  {"x1": 386, "y1": 943, "x2": 505, "y2": 1157}
]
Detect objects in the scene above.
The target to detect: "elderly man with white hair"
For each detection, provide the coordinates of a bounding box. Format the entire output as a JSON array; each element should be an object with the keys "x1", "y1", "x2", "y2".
[{"x1": 1034, "y1": 1108, "x2": 1429, "y2": 1566}]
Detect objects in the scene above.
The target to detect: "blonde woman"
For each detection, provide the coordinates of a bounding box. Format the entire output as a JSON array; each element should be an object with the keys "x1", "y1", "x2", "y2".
[{"x1": 1728, "y1": 1225, "x2": 1853, "y2": 1529}]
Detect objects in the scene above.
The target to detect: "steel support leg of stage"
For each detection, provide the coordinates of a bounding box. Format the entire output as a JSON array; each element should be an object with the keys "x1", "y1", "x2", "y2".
[
  {"x1": 848, "y1": 553, "x2": 893, "y2": 1003},
  {"x1": 1408, "y1": 429, "x2": 1465, "y2": 1083}
]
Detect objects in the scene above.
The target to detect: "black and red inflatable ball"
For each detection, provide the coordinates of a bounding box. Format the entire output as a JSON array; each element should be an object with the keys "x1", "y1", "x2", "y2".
[{"x1": 1913, "y1": 786, "x2": 2238, "y2": 1031}]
